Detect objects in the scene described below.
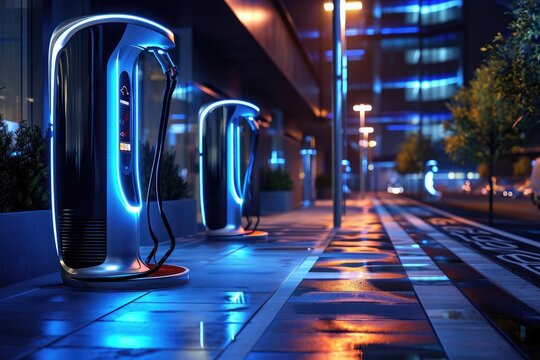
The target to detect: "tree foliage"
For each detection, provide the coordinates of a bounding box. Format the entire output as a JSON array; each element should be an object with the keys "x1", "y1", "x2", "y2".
[
  {"x1": 483, "y1": 0, "x2": 540, "y2": 125},
  {"x1": 513, "y1": 156, "x2": 532, "y2": 177},
  {"x1": 0, "y1": 116, "x2": 49, "y2": 212},
  {"x1": 445, "y1": 62, "x2": 524, "y2": 166},
  {"x1": 395, "y1": 133, "x2": 434, "y2": 175}
]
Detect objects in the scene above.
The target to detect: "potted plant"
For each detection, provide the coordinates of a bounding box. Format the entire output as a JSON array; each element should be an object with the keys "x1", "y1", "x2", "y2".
[
  {"x1": 259, "y1": 167, "x2": 294, "y2": 214},
  {"x1": 139, "y1": 142, "x2": 197, "y2": 245},
  {"x1": 316, "y1": 174, "x2": 332, "y2": 199},
  {"x1": 0, "y1": 116, "x2": 57, "y2": 286}
]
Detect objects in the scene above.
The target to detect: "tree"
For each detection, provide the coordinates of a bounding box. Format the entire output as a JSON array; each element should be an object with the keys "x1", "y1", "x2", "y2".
[
  {"x1": 513, "y1": 156, "x2": 532, "y2": 177},
  {"x1": 395, "y1": 133, "x2": 433, "y2": 175},
  {"x1": 445, "y1": 61, "x2": 524, "y2": 225},
  {"x1": 483, "y1": 0, "x2": 540, "y2": 126}
]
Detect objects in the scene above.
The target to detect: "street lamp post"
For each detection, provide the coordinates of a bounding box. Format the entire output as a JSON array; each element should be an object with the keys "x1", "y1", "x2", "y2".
[
  {"x1": 353, "y1": 104, "x2": 372, "y2": 197},
  {"x1": 368, "y1": 140, "x2": 377, "y2": 193}
]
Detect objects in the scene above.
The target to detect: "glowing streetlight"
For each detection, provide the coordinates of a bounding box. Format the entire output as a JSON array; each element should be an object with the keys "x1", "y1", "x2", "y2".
[
  {"x1": 353, "y1": 103, "x2": 372, "y2": 196},
  {"x1": 359, "y1": 126, "x2": 374, "y2": 134},
  {"x1": 324, "y1": 1, "x2": 363, "y2": 11}
]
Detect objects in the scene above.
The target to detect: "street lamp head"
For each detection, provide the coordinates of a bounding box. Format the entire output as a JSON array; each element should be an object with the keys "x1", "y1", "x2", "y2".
[
  {"x1": 324, "y1": 1, "x2": 363, "y2": 12},
  {"x1": 353, "y1": 104, "x2": 372, "y2": 112},
  {"x1": 359, "y1": 126, "x2": 374, "y2": 134}
]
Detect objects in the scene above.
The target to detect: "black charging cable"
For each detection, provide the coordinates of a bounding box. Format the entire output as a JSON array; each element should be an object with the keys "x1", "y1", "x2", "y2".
[{"x1": 243, "y1": 118, "x2": 261, "y2": 235}]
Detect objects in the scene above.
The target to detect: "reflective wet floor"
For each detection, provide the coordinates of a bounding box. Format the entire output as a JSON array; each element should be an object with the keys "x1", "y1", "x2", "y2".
[{"x1": 1, "y1": 196, "x2": 538, "y2": 359}]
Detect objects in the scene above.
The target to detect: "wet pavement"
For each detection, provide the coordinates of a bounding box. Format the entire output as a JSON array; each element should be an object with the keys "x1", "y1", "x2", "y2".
[{"x1": 0, "y1": 196, "x2": 538, "y2": 359}]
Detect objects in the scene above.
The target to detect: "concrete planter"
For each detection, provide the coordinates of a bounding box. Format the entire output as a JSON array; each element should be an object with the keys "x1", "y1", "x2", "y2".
[
  {"x1": 139, "y1": 199, "x2": 197, "y2": 246},
  {"x1": 260, "y1": 191, "x2": 294, "y2": 215},
  {"x1": 0, "y1": 199, "x2": 197, "y2": 286},
  {"x1": 0, "y1": 210, "x2": 57, "y2": 287}
]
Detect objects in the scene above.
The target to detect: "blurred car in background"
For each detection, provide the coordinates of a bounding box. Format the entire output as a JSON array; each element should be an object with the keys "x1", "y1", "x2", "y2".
[{"x1": 387, "y1": 184, "x2": 404, "y2": 195}]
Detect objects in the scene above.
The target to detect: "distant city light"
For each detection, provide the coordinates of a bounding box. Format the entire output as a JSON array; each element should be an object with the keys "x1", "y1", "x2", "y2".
[
  {"x1": 324, "y1": 1, "x2": 363, "y2": 12},
  {"x1": 359, "y1": 126, "x2": 374, "y2": 134},
  {"x1": 368, "y1": 140, "x2": 377, "y2": 147},
  {"x1": 368, "y1": 164, "x2": 374, "y2": 171},
  {"x1": 353, "y1": 104, "x2": 372, "y2": 112}
]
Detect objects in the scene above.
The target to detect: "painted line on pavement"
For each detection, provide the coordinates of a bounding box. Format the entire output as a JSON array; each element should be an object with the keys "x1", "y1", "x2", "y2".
[
  {"x1": 396, "y1": 206, "x2": 540, "y2": 313},
  {"x1": 374, "y1": 198, "x2": 522, "y2": 360},
  {"x1": 407, "y1": 197, "x2": 540, "y2": 248}
]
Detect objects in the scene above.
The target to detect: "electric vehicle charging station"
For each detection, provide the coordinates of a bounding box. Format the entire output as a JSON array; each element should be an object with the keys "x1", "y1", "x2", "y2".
[
  {"x1": 300, "y1": 136, "x2": 316, "y2": 207},
  {"x1": 48, "y1": 15, "x2": 189, "y2": 289},
  {"x1": 425, "y1": 160, "x2": 442, "y2": 200},
  {"x1": 199, "y1": 100, "x2": 268, "y2": 240}
]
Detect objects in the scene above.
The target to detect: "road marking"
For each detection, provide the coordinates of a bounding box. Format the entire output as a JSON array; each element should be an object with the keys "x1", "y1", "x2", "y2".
[
  {"x1": 391, "y1": 203, "x2": 540, "y2": 313},
  {"x1": 218, "y1": 230, "x2": 336, "y2": 360},
  {"x1": 406, "y1": 197, "x2": 540, "y2": 248},
  {"x1": 374, "y1": 199, "x2": 522, "y2": 359}
]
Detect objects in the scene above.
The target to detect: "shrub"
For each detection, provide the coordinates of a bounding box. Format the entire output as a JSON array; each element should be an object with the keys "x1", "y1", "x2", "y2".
[
  {"x1": 0, "y1": 116, "x2": 49, "y2": 212},
  {"x1": 260, "y1": 168, "x2": 293, "y2": 191},
  {"x1": 140, "y1": 142, "x2": 192, "y2": 200}
]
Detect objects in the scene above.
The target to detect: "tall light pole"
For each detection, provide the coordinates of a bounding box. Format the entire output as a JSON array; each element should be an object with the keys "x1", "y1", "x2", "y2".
[
  {"x1": 326, "y1": 1, "x2": 362, "y2": 226},
  {"x1": 368, "y1": 140, "x2": 377, "y2": 193},
  {"x1": 353, "y1": 104, "x2": 372, "y2": 196}
]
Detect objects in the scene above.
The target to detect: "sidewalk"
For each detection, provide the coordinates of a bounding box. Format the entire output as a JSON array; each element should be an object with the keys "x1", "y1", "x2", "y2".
[{"x1": 0, "y1": 196, "x2": 538, "y2": 359}]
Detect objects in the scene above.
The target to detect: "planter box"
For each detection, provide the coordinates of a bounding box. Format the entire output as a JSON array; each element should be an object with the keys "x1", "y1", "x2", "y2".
[
  {"x1": 0, "y1": 210, "x2": 57, "y2": 287},
  {"x1": 0, "y1": 199, "x2": 197, "y2": 287},
  {"x1": 260, "y1": 191, "x2": 294, "y2": 215},
  {"x1": 139, "y1": 199, "x2": 197, "y2": 246}
]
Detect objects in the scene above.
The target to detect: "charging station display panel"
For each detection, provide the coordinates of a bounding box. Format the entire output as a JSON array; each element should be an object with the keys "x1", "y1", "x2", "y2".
[{"x1": 119, "y1": 70, "x2": 138, "y2": 205}]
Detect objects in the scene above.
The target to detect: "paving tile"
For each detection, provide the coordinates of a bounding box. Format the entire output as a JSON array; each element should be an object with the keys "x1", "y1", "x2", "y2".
[
  {"x1": 275, "y1": 302, "x2": 428, "y2": 321},
  {"x1": 29, "y1": 348, "x2": 218, "y2": 360}
]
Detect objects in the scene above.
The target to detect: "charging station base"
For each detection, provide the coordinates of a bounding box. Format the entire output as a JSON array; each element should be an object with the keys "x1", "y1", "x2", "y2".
[
  {"x1": 62, "y1": 265, "x2": 189, "y2": 290},
  {"x1": 206, "y1": 230, "x2": 268, "y2": 241}
]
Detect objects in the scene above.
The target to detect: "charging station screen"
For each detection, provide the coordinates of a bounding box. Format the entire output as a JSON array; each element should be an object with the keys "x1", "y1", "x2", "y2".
[{"x1": 119, "y1": 71, "x2": 131, "y2": 153}]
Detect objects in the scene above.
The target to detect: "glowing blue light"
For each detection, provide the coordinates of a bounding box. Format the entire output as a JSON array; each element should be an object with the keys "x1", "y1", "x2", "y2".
[
  {"x1": 410, "y1": 275, "x2": 449, "y2": 281},
  {"x1": 425, "y1": 160, "x2": 441, "y2": 197},
  {"x1": 200, "y1": 321, "x2": 204, "y2": 349},
  {"x1": 402, "y1": 263, "x2": 430, "y2": 267},
  {"x1": 170, "y1": 113, "x2": 187, "y2": 120},
  {"x1": 113, "y1": 57, "x2": 142, "y2": 214},
  {"x1": 105, "y1": 334, "x2": 151, "y2": 349},
  {"x1": 300, "y1": 149, "x2": 316, "y2": 156},
  {"x1": 382, "y1": 1, "x2": 462, "y2": 14},
  {"x1": 422, "y1": 0, "x2": 462, "y2": 14},
  {"x1": 380, "y1": 27, "x2": 418, "y2": 35},
  {"x1": 383, "y1": 76, "x2": 460, "y2": 90},
  {"x1": 230, "y1": 291, "x2": 246, "y2": 304},
  {"x1": 387, "y1": 125, "x2": 419, "y2": 131},
  {"x1": 268, "y1": 150, "x2": 286, "y2": 166},
  {"x1": 198, "y1": 100, "x2": 259, "y2": 226},
  {"x1": 325, "y1": 49, "x2": 365, "y2": 61}
]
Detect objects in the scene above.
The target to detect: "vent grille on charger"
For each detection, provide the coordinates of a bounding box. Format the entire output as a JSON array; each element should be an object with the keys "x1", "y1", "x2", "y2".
[{"x1": 59, "y1": 209, "x2": 106, "y2": 269}]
